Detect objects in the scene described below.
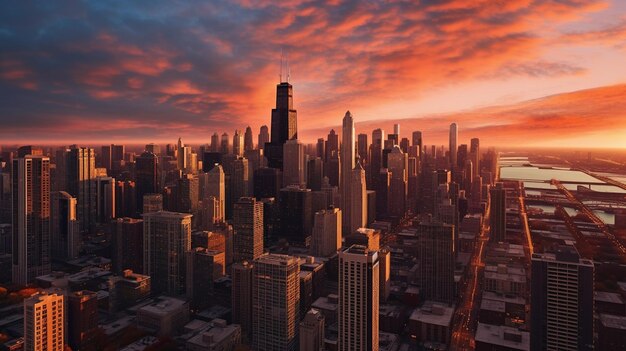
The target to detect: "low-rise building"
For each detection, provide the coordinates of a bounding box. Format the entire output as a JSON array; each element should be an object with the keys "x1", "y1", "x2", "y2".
[{"x1": 137, "y1": 296, "x2": 190, "y2": 336}]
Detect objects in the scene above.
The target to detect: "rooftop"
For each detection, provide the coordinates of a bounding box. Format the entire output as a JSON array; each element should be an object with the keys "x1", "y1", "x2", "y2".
[
  {"x1": 409, "y1": 301, "x2": 455, "y2": 327},
  {"x1": 595, "y1": 291, "x2": 625, "y2": 305},
  {"x1": 600, "y1": 313, "x2": 626, "y2": 330},
  {"x1": 137, "y1": 296, "x2": 187, "y2": 316},
  {"x1": 475, "y1": 323, "x2": 529, "y2": 350}
]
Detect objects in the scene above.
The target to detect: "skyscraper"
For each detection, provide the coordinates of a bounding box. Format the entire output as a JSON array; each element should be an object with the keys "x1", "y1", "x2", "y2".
[
  {"x1": 357, "y1": 133, "x2": 368, "y2": 164},
  {"x1": 67, "y1": 290, "x2": 98, "y2": 351},
  {"x1": 252, "y1": 254, "x2": 300, "y2": 351},
  {"x1": 341, "y1": 111, "x2": 355, "y2": 234},
  {"x1": 112, "y1": 217, "x2": 143, "y2": 273},
  {"x1": 177, "y1": 137, "x2": 191, "y2": 171},
  {"x1": 96, "y1": 176, "x2": 115, "y2": 223},
  {"x1": 233, "y1": 129, "x2": 244, "y2": 156},
  {"x1": 387, "y1": 146, "x2": 407, "y2": 217},
  {"x1": 307, "y1": 157, "x2": 324, "y2": 191},
  {"x1": 258, "y1": 125, "x2": 269, "y2": 151},
  {"x1": 142, "y1": 211, "x2": 192, "y2": 295},
  {"x1": 12, "y1": 155, "x2": 51, "y2": 285},
  {"x1": 230, "y1": 157, "x2": 249, "y2": 209},
  {"x1": 221, "y1": 132, "x2": 230, "y2": 154},
  {"x1": 66, "y1": 146, "x2": 96, "y2": 233},
  {"x1": 470, "y1": 137, "x2": 480, "y2": 178},
  {"x1": 350, "y1": 162, "x2": 367, "y2": 233},
  {"x1": 206, "y1": 164, "x2": 226, "y2": 223},
  {"x1": 186, "y1": 248, "x2": 225, "y2": 310},
  {"x1": 142, "y1": 193, "x2": 163, "y2": 214},
  {"x1": 24, "y1": 293, "x2": 64, "y2": 351},
  {"x1": 311, "y1": 207, "x2": 342, "y2": 257},
  {"x1": 51, "y1": 191, "x2": 80, "y2": 261},
  {"x1": 266, "y1": 81, "x2": 298, "y2": 170},
  {"x1": 416, "y1": 220, "x2": 455, "y2": 304},
  {"x1": 449, "y1": 123, "x2": 458, "y2": 168},
  {"x1": 136, "y1": 151, "x2": 158, "y2": 214},
  {"x1": 531, "y1": 245, "x2": 594, "y2": 351},
  {"x1": 232, "y1": 261, "x2": 254, "y2": 343},
  {"x1": 279, "y1": 186, "x2": 313, "y2": 246},
  {"x1": 339, "y1": 245, "x2": 379, "y2": 351},
  {"x1": 244, "y1": 126, "x2": 254, "y2": 151},
  {"x1": 233, "y1": 197, "x2": 264, "y2": 262},
  {"x1": 211, "y1": 132, "x2": 220, "y2": 152},
  {"x1": 490, "y1": 182, "x2": 506, "y2": 242},
  {"x1": 283, "y1": 139, "x2": 305, "y2": 187}
]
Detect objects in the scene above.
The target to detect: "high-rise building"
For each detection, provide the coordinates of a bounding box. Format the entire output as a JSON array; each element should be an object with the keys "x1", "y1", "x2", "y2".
[
  {"x1": 449, "y1": 123, "x2": 458, "y2": 168},
  {"x1": 221, "y1": 132, "x2": 230, "y2": 154},
  {"x1": 325, "y1": 129, "x2": 339, "y2": 162},
  {"x1": 341, "y1": 111, "x2": 355, "y2": 234},
  {"x1": 258, "y1": 125, "x2": 270, "y2": 151},
  {"x1": 379, "y1": 248, "x2": 391, "y2": 302},
  {"x1": 416, "y1": 221, "x2": 455, "y2": 304},
  {"x1": 357, "y1": 133, "x2": 368, "y2": 164},
  {"x1": 311, "y1": 208, "x2": 342, "y2": 257},
  {"x1": 300, "y1": 309, "x2": 325, "y2": 351},
  {"x1": 412, "y1": 131, "x2": 423, "y2": 155},
  {"x1": 253, "y1": 167, "x2": 282, "y2": 199},
  {"x1": 177, "y1": 137, "x2": 191, "y2": 171},
  {"x1": 66, "y1": 146, "x2": 97, "y2": 233},
  {"x1": 307, "y1": 157, "x2": 324, "y2": 191},
  {"x1": 177, "y1": 173, "x2": 199, "y2": 214},
  {"x1": 316, "y1": 138, "x2": 325, "y2": 160},
  {"x1": 230, "y1": 157, "x2": 249, "y2": 209},
  {"x1": 233, "y1": 197, "x2": 264, "y2": 262},
  {"x1": 96, "y1": 176, "x2": 116, "y2": 223},
  {"x1": 490, "y1": 182, "x2": 506, "y2": 242},
  {"x1": 350, "y1": 162, "x2": 367, "y2": 233},
  {"x1": 339, "y1": 245, "x2": 379, "y2": 351},
  {"x1": 376, "y1": 168, "x2": 391, "y2": 217},
  {"x1": 470, "y1": 137, "x2": 480, "y2": 178},
  {"x1": 24, "y1": 293, "x2": 64, "y2": 351},
  {"x1": 232, "y1": 261, "x2": 254, "y2": 343},
  {"x1": 244, "y1": 126, "x2": 254, "y2": 151},
  {"x1": 283, "y1": 139, "x2": 305, "y2": 187},
  {"x1": 252, "y1": 254, "x2": 300, "y2": 351},
  {"x1": 279, "y1": 186, "x2": 313, "y2": 246},
  {"x1": 112, "y1": 217, "x2": 143, "y2": 273},
  {"x1": 12, "y1": 155, "x2": 51, "y2": 285},
  {"x1": 266, "y1": 82, "x2": 298, "y2": 170},
  {"x1": 142, "y1": 211, "x2": 192, "y2": 295},
  {"x1": 51, "y1": 191, "x2": 80, "y2": 261},
  {"x1": 143, "y1": 193, "x2": 163, "y2": 214},
  {"x1": 136, "y1": 151, "x2": 158, "y2": 214},
  {"x1": 531, "y1": 245, "x2": 594, "y2": 351},
  {"x1": 210, "y1": 132, "x2": 220, "y2": 152},
  {"x1": 67, "y1": 290, "x2": 99, "y2": 351},
  {"x1": 186, "y1": 248, "x2": 225, "y2": 310},
  {"x1": 206, "y1": 164, "x2": 226, "y2": 223},
  {"x1": 233, "y1": 130, "x2": 244, "y2": 156},
  {"x1": 387, "y1": 146, "x2": 407, "y2": 217},
  {"x1": 145, "y1": 143, "x2": 160, "y2": 155}
]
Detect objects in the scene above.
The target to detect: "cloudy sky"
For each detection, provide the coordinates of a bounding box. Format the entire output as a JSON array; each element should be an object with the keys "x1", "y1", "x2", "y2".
[{"x1": 1, "y1": 0, "x2": 626, "y2": 147}]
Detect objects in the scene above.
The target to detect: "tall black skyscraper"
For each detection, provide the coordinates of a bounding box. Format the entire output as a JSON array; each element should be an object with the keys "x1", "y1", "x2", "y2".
[
  {"x1": 135, "y1": 151, "x2": 158, "y2": 215},
  {"x1": 265, "y1": 82, "x2": 298, "y2": 170}
]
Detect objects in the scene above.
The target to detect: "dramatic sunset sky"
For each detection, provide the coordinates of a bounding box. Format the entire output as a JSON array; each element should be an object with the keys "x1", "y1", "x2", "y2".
[{"x1": 1, "y1": 0, "x2": 626, "y2": 147}]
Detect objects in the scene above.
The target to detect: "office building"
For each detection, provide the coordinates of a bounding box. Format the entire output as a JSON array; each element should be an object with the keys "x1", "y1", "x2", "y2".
[
  {"x1": 311, "y1": 208, "x2": 342, "y2": 257},
  {"x1": 136, "y1": 151, "x2": 158, "y2": 214},
  {"x1": 233, "y1": 130, "x2": 244, "y2": 156},
  {"x1": 490, "y1": 182, "x2": 506, "y2": 242},
  {"x1": 51, "y1": 191, "x2": 80, "y2": 261},
  {"x1": 12, "y1": 155, "x2": 51, "y2": 285},
  {"x1": 252, "y1": 254, "x2": 300, "y2": 351},
  {"x1": 233, "y1": 197, "x2": 264, "y2": 262},
  {"x1": 232, "y1": 261, "x2": 254, "y2": 343},
  {"x1": 96, "y1": 176, "x2": 116, "y2": 223},
  {"x1": 137, "y1": 296, "x2": 190, "y2": 336},
  {"x1": 449, "y1": 123, "x2": 457, "y2": 168},
  {"x1": 265, "y1": 81, "x2": 298, "y2": 170},
  {"x1": 186, "y1": 248, "x2": 225, "y2": 310},
  {"x1": 258, "y1": 125, "x2": 269, "y2": 151},
  {"x1": 24, "y1": 293, "x2": 64, "y2": 351},
  {"x1": 143, "y1": 193, "x2": 163, "y2": 213},
  {"x1": 416, "y1": 221, "x2": 455, "y2": 304},
  {"x1": 339, "y1": 245, "x2": 379, "y2": 351},
  {"x1": 350, "y1": 162, "x2": 367, "y2": 233},
  {"x1": 67, "y1": 290, "x2": 99, "y2": 351},
  {"x1": 66, "y1": 146, "x2": 97, "y2": 233},
  {"x1": 530, "y1": 245, "x2": 594, "y2": 351},
  {"x1": 143, "y1": 211, "x2": 192, "y2": 295},
  {"x1": 283, "y1": 139, "x2": 305, "y2": 187},
  {"x1": 206, "y1": 164, "x2": 226, "y2": 223},
  {"x1": 279, "y1": 186, "x2": 313, "y2": 246},
  {"x1": 112, "y1": 217, "x2": 143, "y2": 273},
  {"x1": 300, "y1": 309, "x2": 325, "y2": 351},
  {"x1": 341, "y1": 111, "x2": 355, "y2": 234}
]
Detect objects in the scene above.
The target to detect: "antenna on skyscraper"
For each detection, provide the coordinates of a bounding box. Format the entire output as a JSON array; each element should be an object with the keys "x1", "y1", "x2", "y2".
[
  {"x1": 280, "y1": 48, "x2": 284, "y2": 83},
  {"x1": 286, "y1": 51, "x2": 290, "y2": 83}
]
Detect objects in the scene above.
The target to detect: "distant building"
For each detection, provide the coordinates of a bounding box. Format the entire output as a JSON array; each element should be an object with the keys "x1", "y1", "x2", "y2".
[
  {"x1": 490, "y1": 182, "x2": 506, "y2": 242},
  {"x1": 50, "y1": 191, "x2": 80, "y2": 261},
  {"x1": 311, "y1": 208, "x2": 342, "y2": 257},
  {"x1": 233, "y1": 197, "x2": 264, "y2": 262}
]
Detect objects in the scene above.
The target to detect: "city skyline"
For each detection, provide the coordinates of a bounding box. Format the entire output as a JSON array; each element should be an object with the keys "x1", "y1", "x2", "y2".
[{"x1": 2, "y1": 1, "x2": 626, "y2": 147}]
